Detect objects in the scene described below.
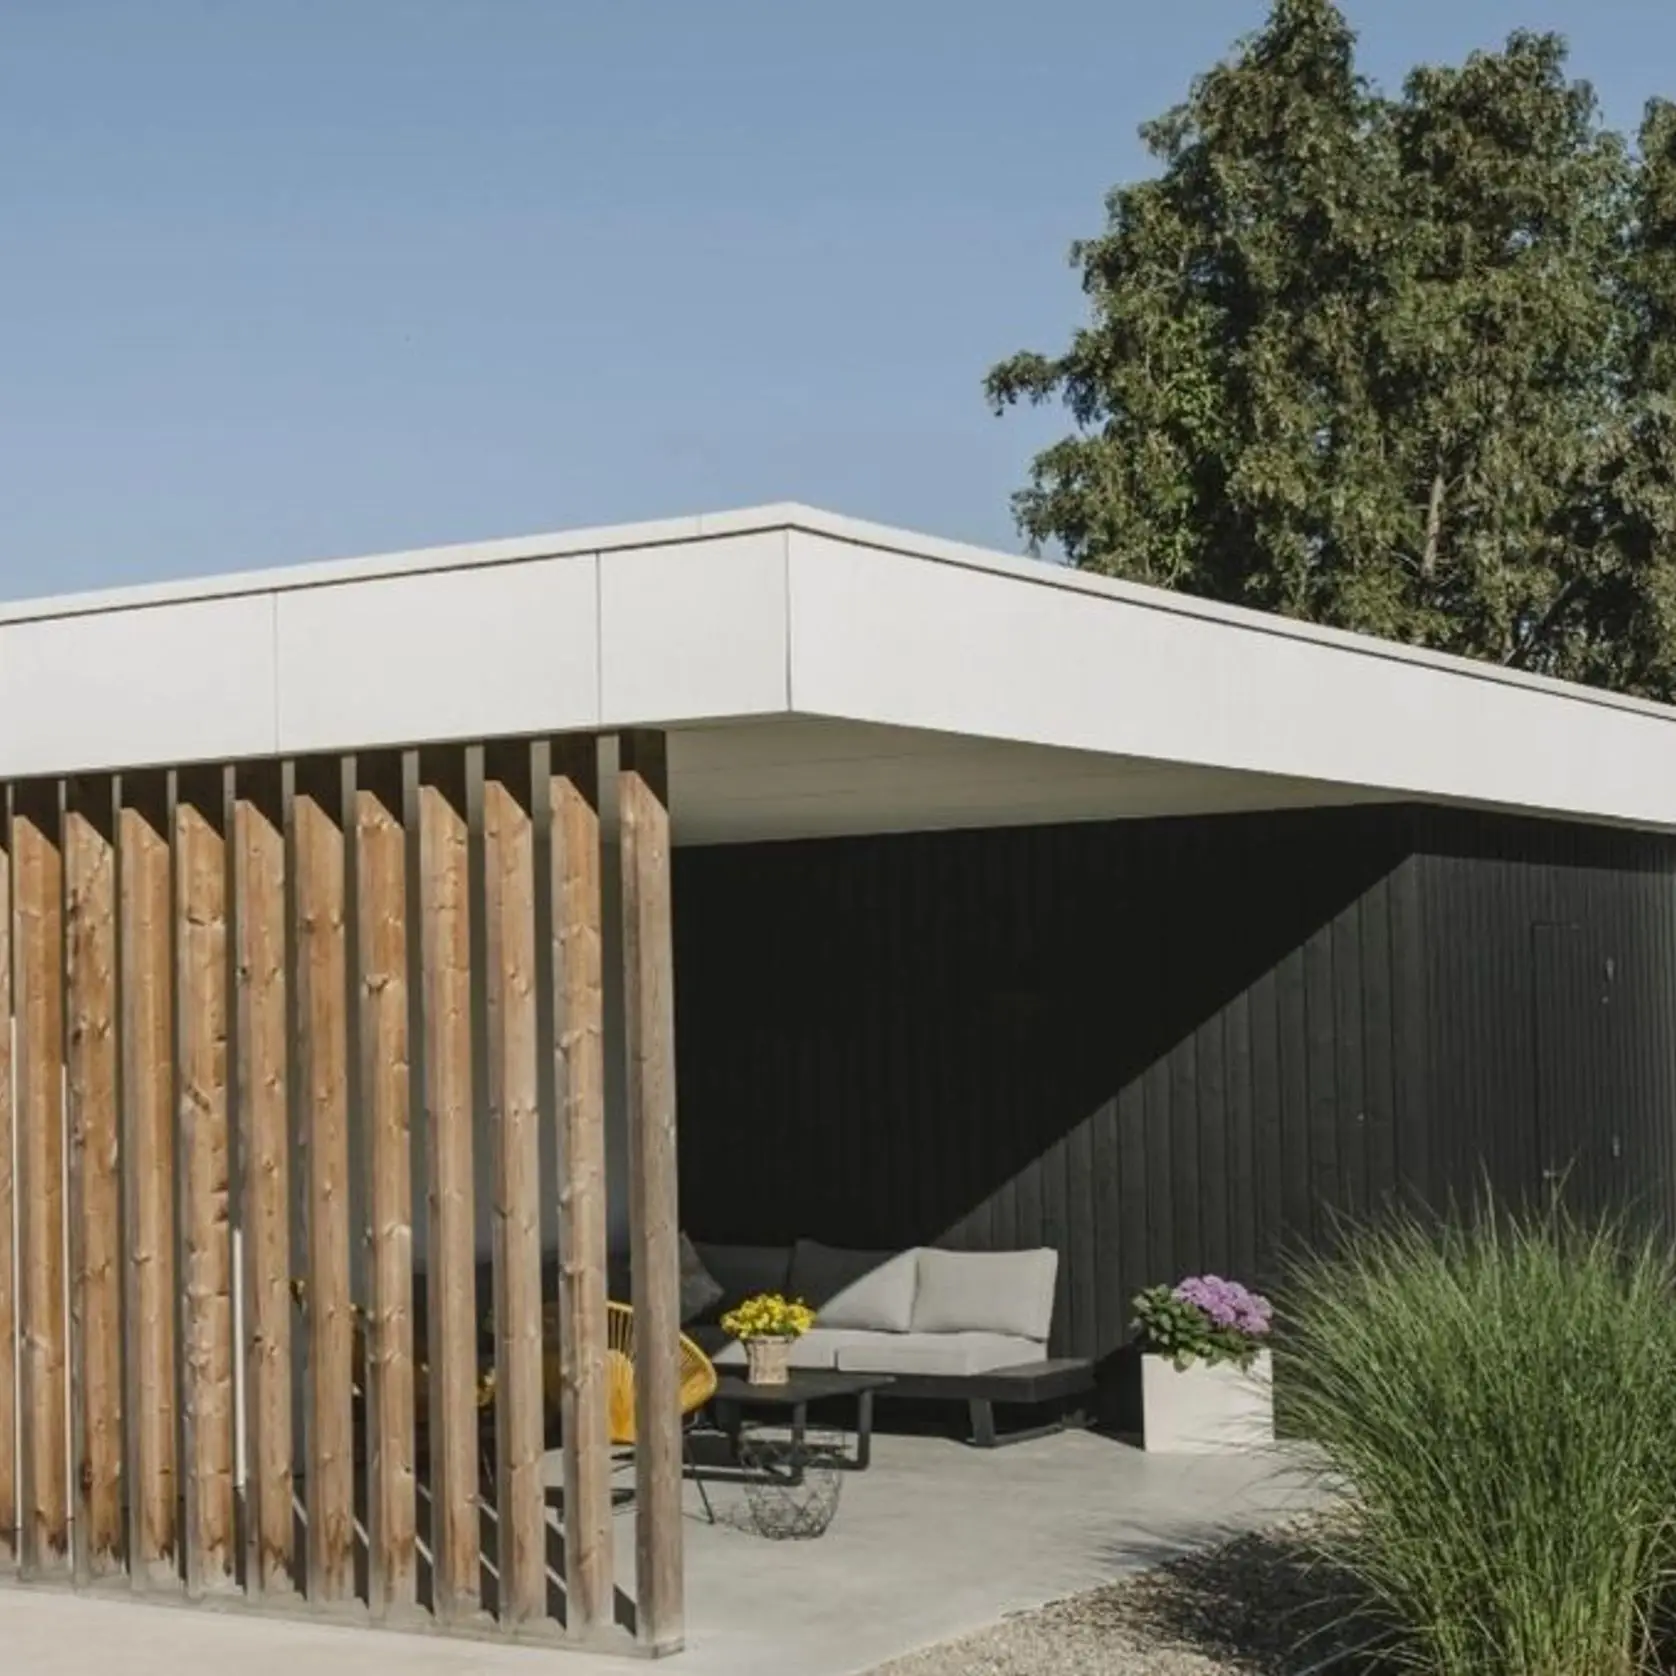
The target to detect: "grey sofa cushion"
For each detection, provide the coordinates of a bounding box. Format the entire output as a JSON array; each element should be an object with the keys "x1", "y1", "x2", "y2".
[
  {"x1": 910, "y1": 1248, "x2": 1059, "y2": 1342},
  {"x1": 789, "y1": 1240, "x2": 918, "y2": 1332},
  {"x1": 714, "y1": 1327, "x2": 888, "y2": 1373},
  {"x1": 690, "y1": 1242, "x2": 793, "y2": 1307},
  {"x1": 834, "y1": 1331, "x2": 1045, "y2": 1378},
  {"x1": 601, "y1": 1233, "x2": 726, "y2": 1324}
]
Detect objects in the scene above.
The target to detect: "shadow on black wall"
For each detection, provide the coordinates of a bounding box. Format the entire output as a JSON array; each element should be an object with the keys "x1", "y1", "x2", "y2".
[{"x1": 674, "y1": 805, "x2": 1423, "y2": 1373}]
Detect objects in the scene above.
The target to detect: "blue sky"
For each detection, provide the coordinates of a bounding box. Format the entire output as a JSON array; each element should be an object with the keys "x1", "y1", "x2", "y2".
[{"x1": 6, "y1": 1, "x2": 1676, "y2": 599}]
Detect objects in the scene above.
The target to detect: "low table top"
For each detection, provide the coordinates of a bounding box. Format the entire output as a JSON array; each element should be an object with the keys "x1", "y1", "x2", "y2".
[{"x1": 711, "y1": 1369, "x2": 895, "y2": 1404}]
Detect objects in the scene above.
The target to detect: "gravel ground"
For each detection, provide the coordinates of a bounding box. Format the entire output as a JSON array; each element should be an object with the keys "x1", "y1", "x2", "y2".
[{"x1": 866, "y1": 1521, "x2": 1383, "y2": 1676}]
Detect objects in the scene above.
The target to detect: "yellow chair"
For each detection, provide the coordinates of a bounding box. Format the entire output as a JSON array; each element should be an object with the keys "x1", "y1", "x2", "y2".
[{"x1": 606, "y1": 1300, "x2": 719, "y2": 1522}]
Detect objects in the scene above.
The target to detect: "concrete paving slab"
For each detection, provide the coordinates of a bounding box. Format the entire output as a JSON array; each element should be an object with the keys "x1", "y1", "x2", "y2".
[{"x1": 0, "y1": 1431, "x2": 1315, "y2": 1676}]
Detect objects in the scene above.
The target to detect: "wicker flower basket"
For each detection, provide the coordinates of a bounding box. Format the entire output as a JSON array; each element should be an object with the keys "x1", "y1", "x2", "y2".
[{"x1": 745, "y1": 1335, "x2": 793, "y2": 1386}]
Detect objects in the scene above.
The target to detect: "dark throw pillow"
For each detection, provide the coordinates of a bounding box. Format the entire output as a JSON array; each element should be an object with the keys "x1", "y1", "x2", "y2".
[{"x1": 679, "y1": 1231, "x2": 725, "y2": 1324}]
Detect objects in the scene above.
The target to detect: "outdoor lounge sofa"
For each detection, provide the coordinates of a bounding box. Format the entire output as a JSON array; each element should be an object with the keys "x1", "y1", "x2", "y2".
[{"x1": 686, "y1": 1240, "x2": 1094, "y2": 1446}]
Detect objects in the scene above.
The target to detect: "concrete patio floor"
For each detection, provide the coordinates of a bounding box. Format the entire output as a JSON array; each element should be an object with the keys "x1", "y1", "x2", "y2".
[{"x1": 0, "y1": 1431, "x2": 1315, "y2": 1676}]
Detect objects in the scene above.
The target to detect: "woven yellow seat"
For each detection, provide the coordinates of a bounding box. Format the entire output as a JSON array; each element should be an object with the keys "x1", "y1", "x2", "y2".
[{"x1": 605, "y1": 1300, "x2": 718, "y2": 1445}]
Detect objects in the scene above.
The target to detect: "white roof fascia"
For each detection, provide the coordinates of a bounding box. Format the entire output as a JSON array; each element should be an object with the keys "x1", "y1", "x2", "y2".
[{"x1": 2, "y1": 504, "x2": 1676, "y2": 836}]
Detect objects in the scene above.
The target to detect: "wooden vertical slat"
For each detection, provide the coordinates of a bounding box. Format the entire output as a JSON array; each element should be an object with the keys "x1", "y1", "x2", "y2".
[
  {"x1": 176, "y1": 772, "x2": 235, "y2": 1595},
  {"x1": 65, "y1": 780, "x2": 122, "y2": 1581},
  {"x1": 14, "y1": 784, "x2": 68, "y2": 1579},
  {"x1": 233, "y1": 765, "x2": 293, "y2": 1596},
  {"x1": 483, "y1": 744, "x2": 544, "y2": 1627},
  {"x1": 120, "y1": 779, "x2": 177, "y2": 1585},
  {"x1": 355, "y1": 755, "x2": 417, "y2": 1618},
  {"x1": 0, "y1": 794, "x2": 15, "y2": 1575},
  {"x1": 550, "y1": 737, "x2": 612, "y2": 1638},
  {"x1": 294, "y1": 763, "x2": 354, "y2": 1605},
  {"x1": 618, "y1": 730, "x2": 683, "y2": 1656},
  {"x1": 418, "y1": 749, "x2": 479, "y2": 1622}
]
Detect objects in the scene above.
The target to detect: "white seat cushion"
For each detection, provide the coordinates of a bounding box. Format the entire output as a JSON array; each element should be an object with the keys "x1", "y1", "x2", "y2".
[
  {"x1": 834, "y1": 1332, "x2": 1045, "y2": 1378},
  {"x1": 910, "y1": 1248, "x2": 1059, "y2": 1342},
  {"x1": 714, "y1": 1328, "x2": 885, "y2": 1372}
]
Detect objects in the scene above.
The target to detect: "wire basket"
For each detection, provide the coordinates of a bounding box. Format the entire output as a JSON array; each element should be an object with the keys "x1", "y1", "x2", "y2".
[{"x1": 736, "y1": 1433, "x2": 845, "y2": 1540}]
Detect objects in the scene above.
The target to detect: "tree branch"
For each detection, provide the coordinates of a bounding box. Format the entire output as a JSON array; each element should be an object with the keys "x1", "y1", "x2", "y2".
[{"x1": 1421, "y1": 471, "x2": 1446, "y2": 579}]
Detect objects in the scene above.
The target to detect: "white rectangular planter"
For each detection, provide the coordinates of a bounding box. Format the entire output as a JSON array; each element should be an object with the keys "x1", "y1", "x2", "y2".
[{"x1": 1139, "y1": 1350, "x2": 1273, "y2": 1453}]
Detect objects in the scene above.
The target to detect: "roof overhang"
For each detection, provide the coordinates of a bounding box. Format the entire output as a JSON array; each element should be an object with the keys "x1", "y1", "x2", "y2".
[{"x1": 5, "y1": 503, "x2": 1675, "y2": 843}]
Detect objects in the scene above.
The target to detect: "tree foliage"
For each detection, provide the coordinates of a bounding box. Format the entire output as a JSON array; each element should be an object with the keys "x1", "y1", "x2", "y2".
[{"x1": 987, "y1": 0, "x2": 1676, "y2": 696}]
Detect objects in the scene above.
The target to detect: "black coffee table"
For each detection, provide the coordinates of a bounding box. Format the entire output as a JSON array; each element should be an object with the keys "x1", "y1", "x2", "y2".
[{"x1": 710, "y1": 1369, "x2": 894, "y2": 1472}]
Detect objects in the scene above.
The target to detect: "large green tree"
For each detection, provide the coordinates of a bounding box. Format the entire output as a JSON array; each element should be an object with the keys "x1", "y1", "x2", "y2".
[{"x1": 987, "y1": 0, "x2": 1676, "y2": 696}]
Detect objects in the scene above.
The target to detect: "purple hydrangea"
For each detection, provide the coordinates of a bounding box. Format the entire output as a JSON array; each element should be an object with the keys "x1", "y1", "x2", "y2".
[{"x1": 1173, "y1": 1274, "x2": 1273, "y2": 1339}]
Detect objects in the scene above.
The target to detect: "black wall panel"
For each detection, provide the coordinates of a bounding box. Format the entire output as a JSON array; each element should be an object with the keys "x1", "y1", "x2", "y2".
[
  {"x1": 672, "y1": 805, "x2": 1676, "y2": 1383},
  {"x1": 1413, "y1": 810, "x2": 1676, "y2": 1232}
]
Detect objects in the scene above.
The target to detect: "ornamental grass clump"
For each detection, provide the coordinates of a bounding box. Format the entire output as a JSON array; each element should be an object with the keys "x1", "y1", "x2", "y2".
[{"x1": 1282, "y1": 1204, "x2": 1676, "y2": 1676}]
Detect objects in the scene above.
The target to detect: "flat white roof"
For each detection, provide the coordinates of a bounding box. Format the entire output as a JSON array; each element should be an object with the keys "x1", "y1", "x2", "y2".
[{"x1": 5, "y1": 502, "x2": 1676, "y2": 841}]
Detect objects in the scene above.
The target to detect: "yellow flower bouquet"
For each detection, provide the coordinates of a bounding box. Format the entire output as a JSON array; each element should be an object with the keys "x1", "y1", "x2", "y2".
[
  {"x1": 720, "y1": 1291, "x2": 815, "y2": 1341},
  {"x1": 721, "y1": 1292, "x2": 814, "y2": 1384}
]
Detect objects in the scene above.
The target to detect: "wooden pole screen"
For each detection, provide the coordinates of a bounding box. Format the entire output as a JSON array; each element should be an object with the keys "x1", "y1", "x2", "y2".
[
  {"x1": 294, "y1": 762, "x2": 354, "y2": 1606},
  {"x1": 64, "y1": 779, "x2": 122, "y2": 1582},
  {"x1": 233, "y1": 764, "x2": 293, "y2": 1597},
  {"x1": 618, "y1": 730, "x2": 683, "y2": 1655},
  {"x1": 176, "y1": 770, "x2": 235, "y2": 1596},
  {"x1": 550, "y1": 736, "x2": 613, "y2": 1639},
  {"x1": 14, "y1": 783, "x2": 68, "y2": 1579},
  {"x1": 355, "y1": 753, "x2": 417, "y2": 1619},
  {"x1": 484, "y1": 743, "x2": 545, "y2": 1627},
  {"x1": 417, "y1": 748, "x2": 479, "y2": 1623},
  {"x1": 120, "y1": 776, "x2": 177, "y2": 1586},
  {"x1": 0, "y1": 794, "x2": 16, "y2": 1575},
  {"x1": 0, "y1": 730, "x2": 682, "y2": 1646}
]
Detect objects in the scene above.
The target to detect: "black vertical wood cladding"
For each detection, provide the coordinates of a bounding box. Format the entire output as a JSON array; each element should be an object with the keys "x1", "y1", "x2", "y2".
[
  {"x1": 674, "y1": 805, "x2": 1676, "y2": 1376},
  {"x1": 1413, "y1": 809, "x2": 1676, "y2": 1232}
]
